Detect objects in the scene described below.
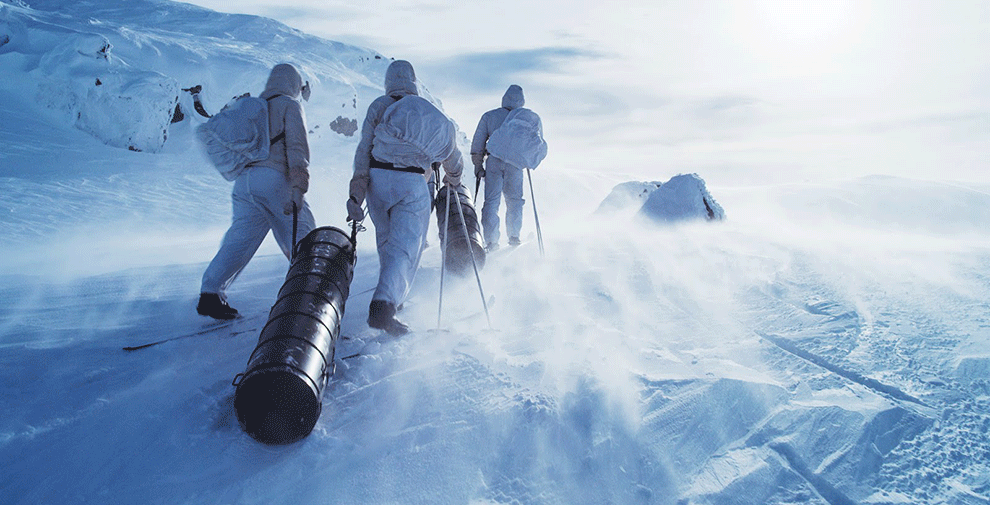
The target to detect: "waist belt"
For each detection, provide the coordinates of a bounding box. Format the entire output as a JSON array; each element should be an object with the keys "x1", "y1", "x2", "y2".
[{"x1": 370, "y1": 157, "x2": 425, "y2": 174}]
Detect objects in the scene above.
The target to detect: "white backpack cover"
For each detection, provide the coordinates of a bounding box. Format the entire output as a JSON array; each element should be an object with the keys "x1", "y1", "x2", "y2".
[
  {"x1": 195, "y1": 95, "x2": 271, "y2": 181},
  {"x1": 486, "y1": 107, "x2": 547, "y2": 170},
  {"x1": 372, "y1": 95, "x2": 455, "y2": 170}
]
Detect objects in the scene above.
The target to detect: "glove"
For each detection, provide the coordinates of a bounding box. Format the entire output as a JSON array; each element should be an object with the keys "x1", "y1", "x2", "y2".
[
  {"x1": 346, "y1": 196, "x2": 364, "y2": 222},
  {"x1": 474, "y1": 164, "x2": 485, "y2": 179},
  {"x1": 284, "y1": 186, "x2": 304, "y2": 215},
  {"x1": 443, "y1": 173, "x2": 461, "y2": 188}
]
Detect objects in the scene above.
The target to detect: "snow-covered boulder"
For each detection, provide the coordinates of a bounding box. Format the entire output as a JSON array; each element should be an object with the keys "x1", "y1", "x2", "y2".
[
  {"x1": 596, "y1": 173, "x2": 725, "y2": 223},
  {"x1": 640, "y1": 173, "x2": 725, "y2": 223},
  {"x1": 594, "y1": 180, "x2": 663, "y2": 215},
  {"x1": 33, "y1": 33, "x2": 177, "y2": 153},
  {"x1": 2, "y1": 5, "x2": 177, "y2": 152},
  {"x1": 0, "y1": 10, "x2": 22, "y2": 55}
]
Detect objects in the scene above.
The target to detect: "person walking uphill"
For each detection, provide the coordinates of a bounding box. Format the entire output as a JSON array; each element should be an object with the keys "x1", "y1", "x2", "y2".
[
  {"x1": 347, "y1": 60, "x2": 463, "y2": 335},
  {"x1": 197, "y1": 63, "x2": 316, "y2": 320},
  {"x1": 471, "y1": 84, "x2": 529, "y2": 252}
]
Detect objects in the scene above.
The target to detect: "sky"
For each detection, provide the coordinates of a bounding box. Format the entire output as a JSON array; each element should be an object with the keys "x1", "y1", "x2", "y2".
[{"x1": 182, "y1": 0, "x2": 990, "y2": 186}]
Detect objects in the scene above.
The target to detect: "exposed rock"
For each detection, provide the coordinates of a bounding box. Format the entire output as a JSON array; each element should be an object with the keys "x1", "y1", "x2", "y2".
[{"x1": 329, "y1": 115, "x2": 357, "y2": 137}]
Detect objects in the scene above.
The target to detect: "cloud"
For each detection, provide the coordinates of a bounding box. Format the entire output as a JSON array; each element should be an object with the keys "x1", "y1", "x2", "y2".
[
  {"x1": 686, "y1": 95, "x2": 763, "y2": 132},
  {"x1": 180, "y1": 0, "x2": 990, "y2": 185},
  {"x1": 422, "y1": 46, "x2": 606, "y2": 93}
]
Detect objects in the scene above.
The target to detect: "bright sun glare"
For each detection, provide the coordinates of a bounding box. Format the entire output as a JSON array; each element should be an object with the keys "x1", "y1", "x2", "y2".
[{"x1": 739, "y1": 0, "x2": 869, "y2": 67}]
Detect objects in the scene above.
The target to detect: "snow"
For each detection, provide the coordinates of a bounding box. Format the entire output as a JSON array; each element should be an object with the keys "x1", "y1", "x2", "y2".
[
  {"x1": 638, "y1": 173, "x2": 725, "y2": 223},
  {"x1": 2, "y1": 1, "x2": 990, "y2": 504}
]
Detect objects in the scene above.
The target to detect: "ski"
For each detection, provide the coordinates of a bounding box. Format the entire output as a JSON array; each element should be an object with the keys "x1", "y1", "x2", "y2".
[
  {"x1": 485, "y1": 241, "x2": 527, "y2": 260},
  {"x1": 122, "y1": 317, "x2": 252, "y2": 351}
]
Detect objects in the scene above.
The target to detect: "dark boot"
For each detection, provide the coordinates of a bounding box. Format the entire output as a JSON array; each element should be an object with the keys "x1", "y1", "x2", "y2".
[
  {"x1": 368, "y1": 299, "x2": 409, "y2": 336},
  {"x1": 197, "y1": 293, "x2": 238, "y2": 320},
  {"x1": 508, "y1": 236, "x2": 521, "y2": 246}
]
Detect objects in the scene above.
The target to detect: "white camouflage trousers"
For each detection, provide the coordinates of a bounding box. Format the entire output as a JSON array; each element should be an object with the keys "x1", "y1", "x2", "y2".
[
  {"x1": 367, "y1": 168, "x2": 431, "y2": 306},
  {"x1": 481, "y1": 156, "x2": 524, "y2": 246},
  {"x1": 201, "y1": 167, "x2": 316, "y2": 295}
]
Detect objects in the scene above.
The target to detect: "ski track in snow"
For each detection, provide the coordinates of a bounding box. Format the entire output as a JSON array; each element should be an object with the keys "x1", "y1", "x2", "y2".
[
  {"x1": 733, "y1": 245, "x2": 990, "y2": 504},
  {"x1": 2, "y1": 1, "x2": 990, "y2": 504}
]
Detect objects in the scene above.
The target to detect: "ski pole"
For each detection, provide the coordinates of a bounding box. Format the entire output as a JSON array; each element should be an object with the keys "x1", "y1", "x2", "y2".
[
  {"x1": 430, "y1": 164, "x2": 440, "y2": 212},
  {"x1": 291, "y1": 202, "x2": 298, "y2": 261},
  {"x1": 526, "y1": 168, "x2": 544, "y2": 257},
  {"x1": 474, "y1": 174, "x2": 481, "y2": 204},
  {"x1": 454, "y1": 188, "x2": 492, "y2": 330},
  {"x1": 437, "y1": 183, "x2": 452, "y2": 330}
]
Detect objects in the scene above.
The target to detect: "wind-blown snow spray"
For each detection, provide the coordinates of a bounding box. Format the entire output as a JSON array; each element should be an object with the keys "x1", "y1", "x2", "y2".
[
  {"x1": 233, "y1": 226, "x2": 355, "y2": 445},
  {"x1": 435, "y1": 183, "x2": 486, "y2": 275}
]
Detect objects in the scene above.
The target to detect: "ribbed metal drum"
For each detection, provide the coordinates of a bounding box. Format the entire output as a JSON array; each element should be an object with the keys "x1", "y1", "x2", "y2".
[
  {"x1": 435, "y1": 183, "x2": 486, "y2": 275},
  {"x1": 233, "y1": 226, "x2": 355, "y2": 445}
]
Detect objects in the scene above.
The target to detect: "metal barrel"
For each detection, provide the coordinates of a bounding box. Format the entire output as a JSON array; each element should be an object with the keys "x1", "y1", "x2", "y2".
[
  {"x1": 232, "y1": 226, "x2": 355, "y2": 445},
  {"x1": 435, "y1": 183, "x2": 486, "y2": 275}
]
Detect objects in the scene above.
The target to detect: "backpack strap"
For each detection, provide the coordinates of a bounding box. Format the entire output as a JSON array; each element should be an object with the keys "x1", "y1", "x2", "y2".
[
  {"x1": 369, "y1": 157, "x2": 425, "y2": 174},
  {"x1": 265, "y1": 94, "x2": 286, "y2": 146}
]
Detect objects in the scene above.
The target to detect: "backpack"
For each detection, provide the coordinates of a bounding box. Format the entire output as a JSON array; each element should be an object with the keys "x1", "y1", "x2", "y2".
[
  {"x1": 195, "y1": 94, "x2": 283, "y2": 181},
  {"x1": 485, "y1": 107, "x2": 547, "y2": 170},
  {"x1": 372, "y1": 95, "x2": 455, "y2": 170}
]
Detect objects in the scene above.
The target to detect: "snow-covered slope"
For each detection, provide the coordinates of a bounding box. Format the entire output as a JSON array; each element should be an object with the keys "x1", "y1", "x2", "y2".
[
  {"x1": 0, "y1": 0, "x2": 458, "y2": 275},
  {"x1": 0, "y1": 0, "x2": 397, "y2": 145},
  {"x1": 2, "y1": 1, "x2": 989, "y2": 504}
]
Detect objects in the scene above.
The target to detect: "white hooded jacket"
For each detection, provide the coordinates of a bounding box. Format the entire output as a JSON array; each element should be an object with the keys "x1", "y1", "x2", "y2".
[
  {"x1": 349, "y1": 60, "x2": 463, "y2": 205},
  {"x1": 250, "y1": 63, "x2": 310, "y2": 193},
  {"x1": 470, "y1": 84, "x2": 525, "y2": 168}
]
